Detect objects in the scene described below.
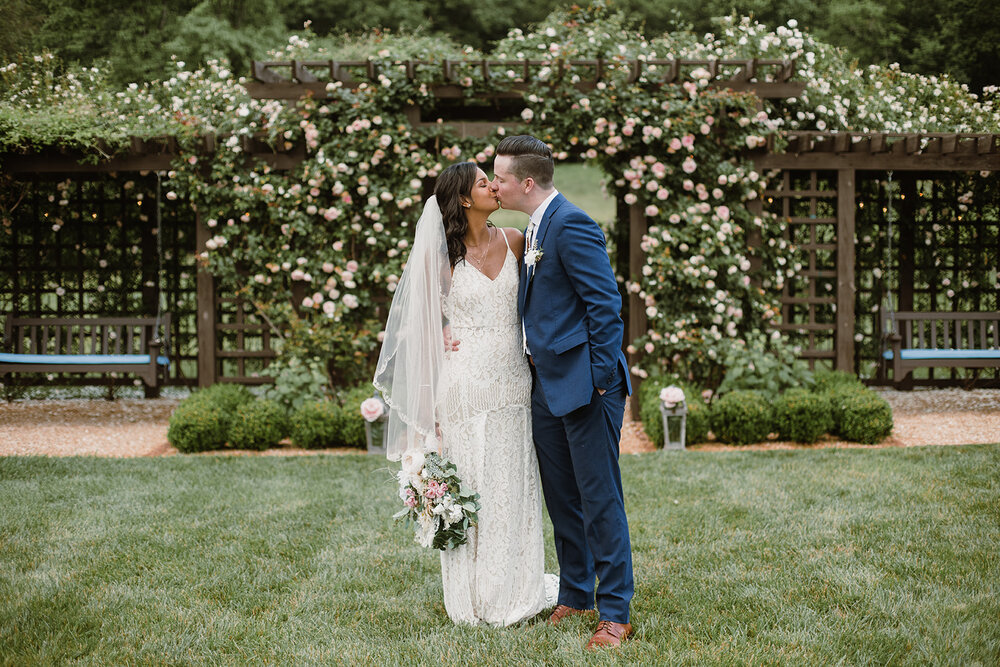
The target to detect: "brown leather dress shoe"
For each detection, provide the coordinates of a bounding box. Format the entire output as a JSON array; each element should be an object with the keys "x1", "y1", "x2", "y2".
[
  {"x1": 547, "y1": 604, "x2": 596, "y2": 625},
  {"x1": 585, "y1": 620, "x2": 633, "y2": 650}
]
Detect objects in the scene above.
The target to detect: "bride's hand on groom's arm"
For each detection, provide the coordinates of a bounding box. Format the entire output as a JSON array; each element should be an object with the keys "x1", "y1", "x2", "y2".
[{"x1": 443, "y1": 324, "x2": 461, "y2": 351}]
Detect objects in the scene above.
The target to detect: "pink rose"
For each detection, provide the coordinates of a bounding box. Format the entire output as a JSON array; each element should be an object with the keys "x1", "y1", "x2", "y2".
[{"x1": 360, "y1": 396, "x2": 385, "y2": 422}]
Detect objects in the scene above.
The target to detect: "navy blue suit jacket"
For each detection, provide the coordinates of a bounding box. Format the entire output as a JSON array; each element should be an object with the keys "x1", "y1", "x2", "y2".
[{"x1": 518, "y1": 193, "x2": 631, "y2": 417}]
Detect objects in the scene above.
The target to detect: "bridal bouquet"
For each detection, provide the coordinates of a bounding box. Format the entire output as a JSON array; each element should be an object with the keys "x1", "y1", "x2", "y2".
[{"x1": 394, "y1": 448, "x2": 480, "y2": 551}]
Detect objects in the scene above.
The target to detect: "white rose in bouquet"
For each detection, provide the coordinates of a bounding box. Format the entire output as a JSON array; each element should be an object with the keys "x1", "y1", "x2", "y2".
[{"x1": 401, "y1": 448, "x2": 425, "y2": 485}]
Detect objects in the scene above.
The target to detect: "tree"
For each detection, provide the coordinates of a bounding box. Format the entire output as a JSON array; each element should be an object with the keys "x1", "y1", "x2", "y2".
[
  {"x1": 0, "y1": 0, "x2": 43, "y2": 63},
  {"x1": 4, "y1": 0, "x2": 997, "y2": 91}
]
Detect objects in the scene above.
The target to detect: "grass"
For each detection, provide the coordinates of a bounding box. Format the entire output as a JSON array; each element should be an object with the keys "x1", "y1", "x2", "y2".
[
  {"x1": 1, "y1": 446, "x2": 998, "y2": 665},
  {"x1": 488, "y1": 162, "x2": 614, "y2": 231}
]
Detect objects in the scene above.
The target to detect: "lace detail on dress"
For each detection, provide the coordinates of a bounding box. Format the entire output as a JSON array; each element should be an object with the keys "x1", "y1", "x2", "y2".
[{"x1": 438, "y1": 240, "x2": 552, "y2": 626}]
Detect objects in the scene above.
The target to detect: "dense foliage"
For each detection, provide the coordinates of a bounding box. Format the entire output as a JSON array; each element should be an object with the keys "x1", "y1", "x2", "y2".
[
  {"x1": 2, "y1": 4, "x2": 998, "y2": 389},
  {"x1": 4, "y1": 0, "x2": 997, "y2": 91}
]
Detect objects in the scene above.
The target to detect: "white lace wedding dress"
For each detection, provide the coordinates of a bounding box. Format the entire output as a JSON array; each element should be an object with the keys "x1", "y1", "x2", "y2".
[{"x1": 437, "y1": 230, "x2": 557, "y2": 626}]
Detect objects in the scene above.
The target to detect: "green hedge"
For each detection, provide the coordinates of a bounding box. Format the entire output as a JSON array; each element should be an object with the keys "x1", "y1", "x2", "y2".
[
  {"x1": 710, "y1": 390, "x2": 773, "y2": 445},
  {"x1": 336, "y1": 385, "x2": 371, "y2": 449},
  {"x1": 836, "y1": 390, "x2": 894, "y2": 444},
  {"x1": 167, "y1": 400, "x2": 229, "y2": 453},
  {"x1": 635, "y1": 370, "x2": 892, "y2": 447},
  {"x1": 773, "y1": 389, "x2": 833, "y2": 444},
  {"x1": 229, "y1": 400, "x2": 290, "y2": 451},
  {"x1": 167, "y1": 381, "x2": 373, "y2": 453},
  {"x1": 290, "y1": 401, "x2": 342, "y2": 449},
  {"x1": 288, "y1": 387, "x2": 369, "y2": 450}
]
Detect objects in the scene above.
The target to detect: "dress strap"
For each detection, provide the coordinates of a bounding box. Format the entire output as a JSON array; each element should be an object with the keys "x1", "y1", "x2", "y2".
[{"x1": 497, "y1": 226, "x2": 512, "y2": 253}]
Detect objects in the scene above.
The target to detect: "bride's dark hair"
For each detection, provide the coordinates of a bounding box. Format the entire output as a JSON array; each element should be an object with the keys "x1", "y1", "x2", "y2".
[{"x1": 434, "y1": 162, "x2": 479, "y2": 267}]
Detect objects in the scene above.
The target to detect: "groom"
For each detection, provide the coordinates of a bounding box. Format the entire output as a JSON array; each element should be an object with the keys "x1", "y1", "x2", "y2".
[{"x1": 491, "y1": 135, "x2": 634, "y2": 650}]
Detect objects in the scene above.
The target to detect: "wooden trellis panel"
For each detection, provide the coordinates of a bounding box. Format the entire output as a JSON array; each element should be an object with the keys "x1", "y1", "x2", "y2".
[
  {"x1": 214, "y1": 295, "x2": 277, "y2": 385},
  {"x1": 853, "y1": 171, "x2": 1000, "y2": 386},
  {"x1": 763, "y1": 170, "x2": 849, "y2": 370},
  {"x1": 0, "y1": 174, "x2": 198, "y2": 386}
]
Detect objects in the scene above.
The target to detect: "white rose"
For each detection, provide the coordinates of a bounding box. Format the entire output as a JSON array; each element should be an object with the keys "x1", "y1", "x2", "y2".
[{"x1": 401, "y1": 448, "x2": 425, "y2": 478}]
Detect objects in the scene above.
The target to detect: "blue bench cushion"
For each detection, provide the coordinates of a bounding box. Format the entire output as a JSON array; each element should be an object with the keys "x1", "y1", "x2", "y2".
[
  {"x1": 0, "y1": 353, "x2": 169, "y2": 366},
  {"x1": 882, "y1": 349, "x2": 1000, "y2": 360}
]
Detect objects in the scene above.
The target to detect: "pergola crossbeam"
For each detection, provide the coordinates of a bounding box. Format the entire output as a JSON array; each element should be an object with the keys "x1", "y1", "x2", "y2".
[
  {"x1": 246, "y1": 57, "x2": 805, "y2": 100},
  {"x1": 757, "y1": 132, "x2": 1000, "y2": 170}
]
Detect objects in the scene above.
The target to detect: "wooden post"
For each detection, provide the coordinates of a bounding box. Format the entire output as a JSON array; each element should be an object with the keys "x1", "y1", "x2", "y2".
[
  {"x1": 627, "y1": 200, "x2": 647, "y2": 419},
  {"x1": 195, "y1": 212, "x2": 216, "y2": 387},
  {"x1": 895, "y1": 174, "x2": 917, "y2": 388},
  {"x1": 836, "y1": 169, "x2": 856, "y2": 373},
  {"x1": 898, "y1": 175, "x2": 917, "y2": 313}
]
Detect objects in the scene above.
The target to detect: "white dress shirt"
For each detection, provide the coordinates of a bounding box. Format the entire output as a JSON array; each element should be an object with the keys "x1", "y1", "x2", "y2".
[
  {"x1": 523, "y1": 190, "x2": 560, "y2": 356},
  {"x1": 525, "y1": 189, "x2": 560, "y2": 249}
]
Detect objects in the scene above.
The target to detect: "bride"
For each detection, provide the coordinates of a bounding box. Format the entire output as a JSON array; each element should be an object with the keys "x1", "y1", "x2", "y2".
[{"x1": 374, "y1": 162, "x2": 555, "y2": 626}]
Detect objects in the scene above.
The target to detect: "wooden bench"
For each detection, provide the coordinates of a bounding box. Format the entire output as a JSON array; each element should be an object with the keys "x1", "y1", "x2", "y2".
[
  {"x1": 0, "y1": 314, "x2": 171, "y2": 391},
  {"x1": 883, "y1": 311, "x2": 1000, "y2": 383}
]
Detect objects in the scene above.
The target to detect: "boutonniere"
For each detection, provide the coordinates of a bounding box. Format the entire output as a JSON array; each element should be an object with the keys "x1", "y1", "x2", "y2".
[{"x1": 525, "y1": 241, "x2": 544, "y2": 268}]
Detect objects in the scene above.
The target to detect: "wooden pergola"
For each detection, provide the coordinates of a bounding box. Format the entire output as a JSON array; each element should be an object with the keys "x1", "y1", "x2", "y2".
[
  {"x1": 3, "y1": 58, "x2": 998, "y2": 395},
  {"x1": 749, "y1": 131, "x2": 1000, "y2": 385}
]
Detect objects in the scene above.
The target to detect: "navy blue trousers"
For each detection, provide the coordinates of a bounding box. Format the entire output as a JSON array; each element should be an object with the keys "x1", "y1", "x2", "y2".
[{"x1": 531, "y1": 365, "x2": 634, "y2": 623}]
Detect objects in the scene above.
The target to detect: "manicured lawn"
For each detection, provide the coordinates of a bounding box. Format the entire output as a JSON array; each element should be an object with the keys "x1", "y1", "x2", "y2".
[{"x1": 1, "y1": 446, "x2": 998, "y2": 665}]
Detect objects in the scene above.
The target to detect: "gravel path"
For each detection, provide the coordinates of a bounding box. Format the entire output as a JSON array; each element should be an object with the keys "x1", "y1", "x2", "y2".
[{"x1": 1, "y1": 389, "x2": 998, "y2": 458}]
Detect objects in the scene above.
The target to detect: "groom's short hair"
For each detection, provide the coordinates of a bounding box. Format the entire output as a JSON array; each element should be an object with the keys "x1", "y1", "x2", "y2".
[{"x1": 495, "y1": 135, "x2": 554, "y2": 189}]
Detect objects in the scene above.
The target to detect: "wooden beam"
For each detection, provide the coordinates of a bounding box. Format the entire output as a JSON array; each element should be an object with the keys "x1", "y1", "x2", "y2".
[
  {"x1": 708, "y1": 81, "x2": 806, "y2": 98},
  {"x1": 0, "y1": 144, "x2": 306, "y2": 175},
  {"x1": 836, "y1": 169, "x2": 856, "y2": 373},
  {"x1": 195, "y1": 212, "x2": 216, "y2": 387},
  {"x1": 753, "y1": 152, "x2": 1000, "y2": 171},
  {"x1": 0, "y1": 153, "x2": 176, "y2": 173},
  {"x1": 627, "y1": 200, "x2": 647, "y2": 419}
]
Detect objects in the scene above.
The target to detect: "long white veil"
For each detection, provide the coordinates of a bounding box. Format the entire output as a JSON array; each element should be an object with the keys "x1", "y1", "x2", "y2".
[{"x1": 373, "y1": 195, "x2": 452, "y2": 460}]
